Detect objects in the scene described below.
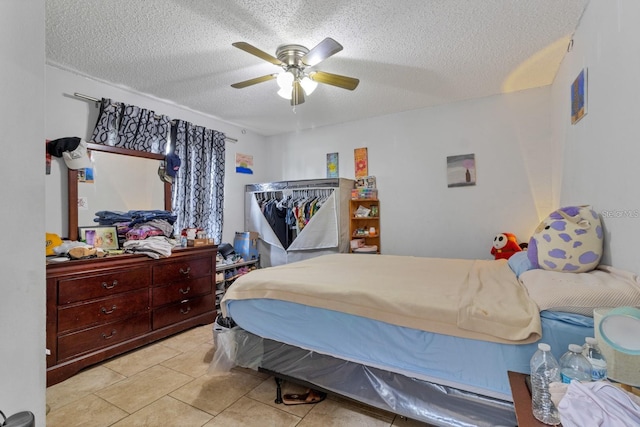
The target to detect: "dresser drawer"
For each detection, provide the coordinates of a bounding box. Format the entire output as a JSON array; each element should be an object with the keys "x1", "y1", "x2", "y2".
[
  {"x1": 153, "y1": 257, "x2": 212, "y2": 285},
  {"x1": 57, "y1": 313, "x2": 151, "y2": 361},
  {"x1": 58, "y1": 289, "x2": 150, "y2": 334},
  {"x1": 151, "y1": 276, "x2": 212, "y2": 308},
  {"x1": 152, "y1": 294, "x2": 214, "y2": 329},
  {"x1": 58, "y1": 267, "x2": 151, "y2": 305}
]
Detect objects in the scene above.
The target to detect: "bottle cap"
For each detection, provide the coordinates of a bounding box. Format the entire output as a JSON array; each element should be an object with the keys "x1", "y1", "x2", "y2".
[
  {"x1": 538, "y1": 343, "x2": 551, "y2": 351},
  {"x1": 569, "y1": 344, "x2": 583, "y2": 352},
  {"x1": 585, "y1": 337, "x2": 597, "y2": 345}
]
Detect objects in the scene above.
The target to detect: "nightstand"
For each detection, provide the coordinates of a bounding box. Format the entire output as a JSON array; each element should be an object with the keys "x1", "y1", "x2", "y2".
[{"x1": 507, "y1": 371, "x2": 560, "y2": 427}]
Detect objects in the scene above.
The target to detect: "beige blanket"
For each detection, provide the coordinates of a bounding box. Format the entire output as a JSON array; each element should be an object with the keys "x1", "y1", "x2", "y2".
[{"x1": 222, "y1": 254, "x2": 541, "y2": 344}]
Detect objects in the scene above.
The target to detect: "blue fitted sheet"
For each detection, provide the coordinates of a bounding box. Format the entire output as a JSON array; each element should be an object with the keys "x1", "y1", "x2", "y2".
[{"x1": 226, "y1": 299, "x2": 593, "y2": 401}]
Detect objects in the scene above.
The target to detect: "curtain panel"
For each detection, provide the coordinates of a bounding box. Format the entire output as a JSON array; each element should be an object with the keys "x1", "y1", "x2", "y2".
[
  {"x1": 173, "y1": 120, "x2": 226, "y2": 244},
  {"x1": 91, "y1": 98, "x2": 170, "y2": 154}
]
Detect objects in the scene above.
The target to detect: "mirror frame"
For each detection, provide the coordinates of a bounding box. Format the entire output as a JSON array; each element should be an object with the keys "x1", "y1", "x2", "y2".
[{"x1": 67, "y1": 142, "x2": 172, "y2": 241}]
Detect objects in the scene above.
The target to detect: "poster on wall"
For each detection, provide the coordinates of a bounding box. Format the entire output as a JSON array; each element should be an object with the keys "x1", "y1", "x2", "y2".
[
  {"x1": 326, "y1": 152, "x2": 339, "y2": 178},
  {"x1": 571, "y1": 68, "x2": 588, "y2": 125},
  {"x1": 354, "y1": 147, "x2": 368, "y2": 178},
  {"x1": 78, "y1": 167, "x2": 94, "y2": 183},
  {"x1": 447, "y1": 153, "x2": 476, "y2": 188},
  {"x1": 235, "y1": 153, "x2": 254, "y2": 174}
]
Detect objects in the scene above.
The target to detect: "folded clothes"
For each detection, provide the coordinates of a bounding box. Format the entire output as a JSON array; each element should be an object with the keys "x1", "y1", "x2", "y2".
[
  {"x1": 125, "y1": 225, "x2": 165, "y2": 241},
  {"x1": 94, "y1": 210, "x2": 177, "y2": 227},
  {"x1": 123, "y1": 236, "x2": 174, "y2": 259}
]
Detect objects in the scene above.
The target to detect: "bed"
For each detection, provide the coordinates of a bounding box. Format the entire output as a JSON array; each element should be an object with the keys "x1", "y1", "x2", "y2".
[{"x1": 217, "y1": 253, "x2": 640, "y2": 426}]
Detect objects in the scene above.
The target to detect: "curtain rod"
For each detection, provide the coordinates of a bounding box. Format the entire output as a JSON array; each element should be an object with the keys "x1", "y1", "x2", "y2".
[{"x1": 73, "y1": 92, "x2": 238, "y2": 143}]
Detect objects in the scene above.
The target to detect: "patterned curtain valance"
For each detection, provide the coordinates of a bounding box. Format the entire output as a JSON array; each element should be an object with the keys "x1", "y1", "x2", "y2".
[{"x1": 90, "y1": 98, "x2": 171, "y2": 154}]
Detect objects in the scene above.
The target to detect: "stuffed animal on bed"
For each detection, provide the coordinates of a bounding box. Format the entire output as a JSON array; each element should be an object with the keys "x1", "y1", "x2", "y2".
[
  {"x1": 491, "y1": 232, "x2": 522, "y2": 260},
  {"x1": 528, "y1": 205, "x2": 603, "y2": 273}
]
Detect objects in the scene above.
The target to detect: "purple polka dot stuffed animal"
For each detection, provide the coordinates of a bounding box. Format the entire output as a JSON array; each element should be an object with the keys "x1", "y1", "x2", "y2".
[{"x1": 528, "y1": 206, "x2": 603, "y2": 273}]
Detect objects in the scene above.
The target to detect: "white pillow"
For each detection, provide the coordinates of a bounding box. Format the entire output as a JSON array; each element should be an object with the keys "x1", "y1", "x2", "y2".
[{"x1": 519, "y1": 265, "x2": 640, "y2": 316}]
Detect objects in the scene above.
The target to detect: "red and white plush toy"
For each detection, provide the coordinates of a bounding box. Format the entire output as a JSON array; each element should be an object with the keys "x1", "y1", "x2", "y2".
[{"x1": 491, "y1": 232, "x2": 522, "y2": 260}]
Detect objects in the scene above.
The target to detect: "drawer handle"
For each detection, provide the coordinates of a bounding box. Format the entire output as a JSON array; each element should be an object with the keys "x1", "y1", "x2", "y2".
[
  {"x1": 102, "y1": 280, "x2": 118, "y2": 289},
  {"x1": 179, "y1": 267, "x2": 191, "y2": 275},
  {"x1": 102, "y1": 329, "x2": 117, "y2": 339},
  {"x1": 179, "y1": 287, "x2": 191, "y2": 295},
  {"x1": 101, "y1": 305, "x2": 117, "y2": 315},
  {"x1": 180, "y1": 306, "x2": 191, "y2": 315}
]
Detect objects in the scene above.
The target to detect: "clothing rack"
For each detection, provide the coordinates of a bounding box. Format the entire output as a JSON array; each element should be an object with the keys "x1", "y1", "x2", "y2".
[
  {"x1": 73, "y1": 92, "x2": 238, "y2": 143},
  {"x1": 245, "y1": 178, "x2": 346, "y2": 193},
  {"x1": 254, "y1": 187, "x2": 334, "y2": 249},
  {"x1": 244, "y1": 178, "x2": 355, "y2": 267}
]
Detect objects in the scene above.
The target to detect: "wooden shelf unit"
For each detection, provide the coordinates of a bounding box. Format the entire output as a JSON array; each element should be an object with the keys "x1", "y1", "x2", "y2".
[{"x1": 349, "y1": 198, "x2": 380, "y2": 254}]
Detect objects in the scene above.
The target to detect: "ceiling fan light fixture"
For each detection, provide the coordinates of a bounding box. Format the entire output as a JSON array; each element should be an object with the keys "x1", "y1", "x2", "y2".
[
  {"x1": 292, "y1": 80, "x2": 305, "y2": 106},
  {"x1": 300, "y1": 76, "x2": 318, "y2": 95},
  {"x1": 277, "y1": 87, "x2": 292, "y2": 100},
  {"x1": 231, "y1": 38, "x2": 358, "y2": 104},
  {"x1": 276, "y1": 70, "x2": 294, "y2": 89}
]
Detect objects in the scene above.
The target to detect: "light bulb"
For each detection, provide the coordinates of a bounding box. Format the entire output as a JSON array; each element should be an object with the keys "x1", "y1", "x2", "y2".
[
  {"x1": 277, "y1": 87, "x2": 292, "y2": 100},
  {"x1": 276, "y1": 71, "x2": 294, "y2": 89},
  {"x1": 300, "y1": 76, "x2": 318, "y2": 95}
]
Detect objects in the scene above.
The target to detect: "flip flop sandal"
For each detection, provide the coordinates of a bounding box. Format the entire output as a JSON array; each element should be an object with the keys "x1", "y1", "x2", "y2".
[{"x1": 282, "y1": 390, "x2": 327, "y2": 405}]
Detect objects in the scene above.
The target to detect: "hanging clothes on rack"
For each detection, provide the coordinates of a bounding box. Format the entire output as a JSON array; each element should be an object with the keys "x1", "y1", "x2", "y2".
[
  {"x1": 253, "y1": 188, "x2": 334, "y2": 250},
  {"x1": 256, "y1": 191, "x2": 289, "y2": 248},
  {"x1": 245, "y1": 178, "x2": 354, "y2": 267}
]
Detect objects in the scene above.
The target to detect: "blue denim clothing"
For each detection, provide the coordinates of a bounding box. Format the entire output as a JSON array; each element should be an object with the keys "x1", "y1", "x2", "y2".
[{"x1": 94, "y1": 210, "x2": 177, "y2": 226}]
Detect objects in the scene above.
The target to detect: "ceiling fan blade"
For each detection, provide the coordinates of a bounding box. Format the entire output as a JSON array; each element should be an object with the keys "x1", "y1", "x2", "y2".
[
  {"x1": 301, "y1": 37, "x2": 343, "y2": 67},
  {"x1": 231, "y1": 74, "x2": 277, "y2": 89},
  {"x1": 291, "y1": 80, "x2": 305, "y2": 106},
  {"x1": 310, "y1": 71, "x2": 359, "y2": 90},
  {"x1": 232, "y1": 42, "x2": 283, "y2": 66}
]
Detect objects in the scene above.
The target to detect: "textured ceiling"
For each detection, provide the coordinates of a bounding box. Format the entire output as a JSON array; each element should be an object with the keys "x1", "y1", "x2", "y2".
[{"x1": 46, "y1": 0, "x2": 588, "y2": 137}]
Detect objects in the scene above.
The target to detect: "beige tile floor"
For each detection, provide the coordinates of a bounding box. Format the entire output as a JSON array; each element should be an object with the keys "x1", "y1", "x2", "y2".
[{"x1": 47, "y1": 323, "x2": 435, "y2": 426}]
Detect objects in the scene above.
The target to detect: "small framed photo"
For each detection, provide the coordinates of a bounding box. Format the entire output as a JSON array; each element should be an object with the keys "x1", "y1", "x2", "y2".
[{"x1": 78, "y1": 226, "x2": 119, "y2": 250}]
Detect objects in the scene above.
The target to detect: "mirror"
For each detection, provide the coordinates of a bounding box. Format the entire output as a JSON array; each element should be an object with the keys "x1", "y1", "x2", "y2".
[{"x1": 67, "y1": 143, "x2": 171, "y2": 241}]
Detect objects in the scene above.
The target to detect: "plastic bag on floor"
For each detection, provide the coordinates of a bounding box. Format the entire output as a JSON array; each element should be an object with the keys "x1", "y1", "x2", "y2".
[{"x1": 208, "y1": 321, "x2": 239, "y2": 376}]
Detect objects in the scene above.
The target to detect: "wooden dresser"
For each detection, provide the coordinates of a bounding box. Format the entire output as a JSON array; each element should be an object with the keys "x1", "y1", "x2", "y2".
[{"x1": 46, "y1": 245, "x2": 217, "y2": 386}]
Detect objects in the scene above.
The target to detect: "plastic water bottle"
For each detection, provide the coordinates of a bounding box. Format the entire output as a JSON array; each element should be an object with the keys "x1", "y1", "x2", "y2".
[
  {"x1": 583, "y1": 337, "x2": 607, "y2": 381},
  {"x1": 530, "y1": 343, "x2": 561, "y2": 425},
  {"x1": 559, "y1": 344, "x2": 592, "y2": 384}
]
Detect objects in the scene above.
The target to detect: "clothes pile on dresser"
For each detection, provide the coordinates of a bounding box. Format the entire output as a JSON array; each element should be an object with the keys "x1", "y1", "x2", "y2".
[
  {"x1": 122, "y1": 236, "x2": 175, "y2": 259},
  {"x1": 93, "y1": 209, "x2": 177, "y2": 247}
]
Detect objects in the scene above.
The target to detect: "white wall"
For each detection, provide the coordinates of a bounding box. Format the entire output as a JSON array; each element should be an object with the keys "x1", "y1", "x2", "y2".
[
  {"x1": 267, "y1": 87, "x2": 554, "y2": 260},
  {"x1": 0, "y1": 0, "x2": 46, "y2": 422},
  {"x1": 45, "y1": 65, "x2": 271, "y2": 244},
  {"x1": 551, "y1": 0, "x2": 640, "y2": 273}
]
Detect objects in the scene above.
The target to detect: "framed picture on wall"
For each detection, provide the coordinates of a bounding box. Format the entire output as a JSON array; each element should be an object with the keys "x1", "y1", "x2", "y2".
[
  {"x1": 571, "y1": 68, "x2": 587, "y2": 124},
  {"x1": 354, "y1": 147, "x2": 368, "y2": 178},
  {"x1": 235, "y1": 153, "x2": 254, "y2": 174},
  {"x1": 447, "y1": 153, "x2": 476, "y2": 188},
  {"x1": 78, "y1": 226, "x2": 119, "y2": 250},
  {"x1": 327, "y1": 152, "x2": 339, "y2": 178}
]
